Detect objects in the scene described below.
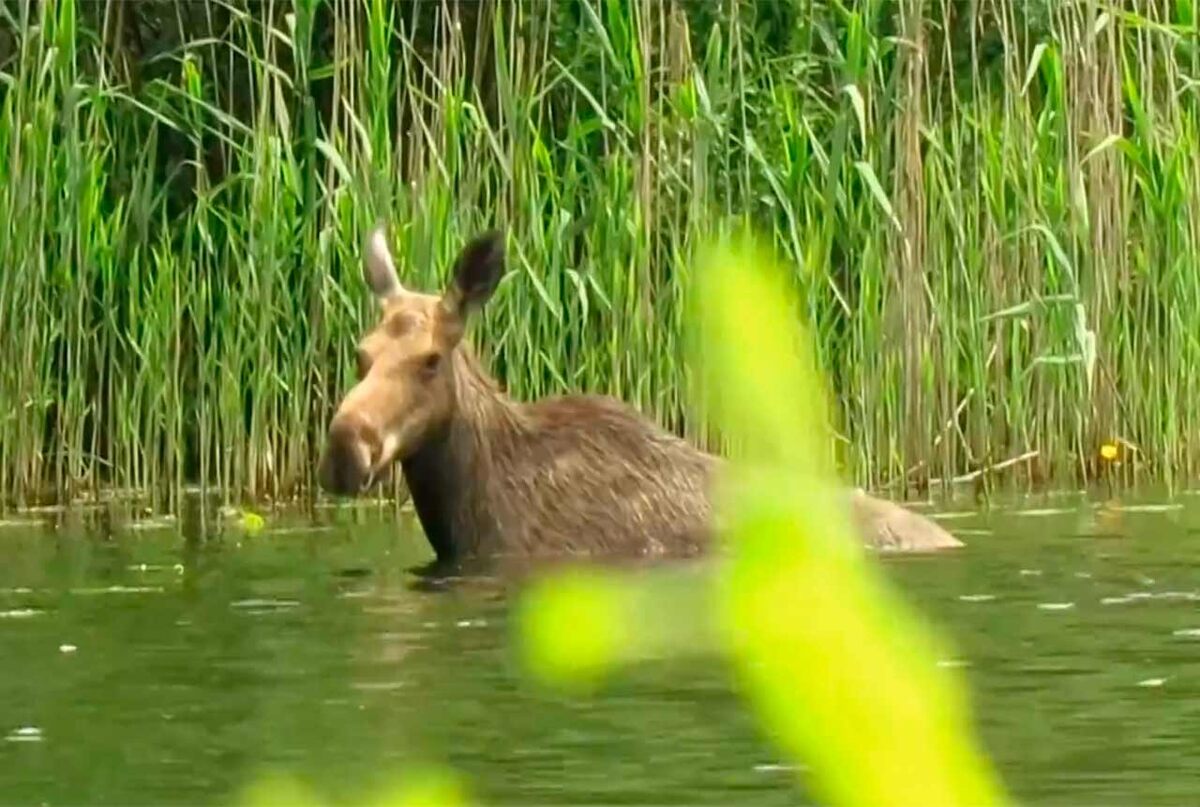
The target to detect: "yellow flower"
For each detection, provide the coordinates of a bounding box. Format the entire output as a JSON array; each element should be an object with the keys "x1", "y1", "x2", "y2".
[{"x1": 1099, "y1": 443, "x2": 1119, "y2": 462}]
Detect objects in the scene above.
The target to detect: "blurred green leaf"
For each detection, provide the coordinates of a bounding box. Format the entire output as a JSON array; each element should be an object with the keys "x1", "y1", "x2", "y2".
[{"x1": 516, "y1": 234, "x2": 1009, "y2": 807}]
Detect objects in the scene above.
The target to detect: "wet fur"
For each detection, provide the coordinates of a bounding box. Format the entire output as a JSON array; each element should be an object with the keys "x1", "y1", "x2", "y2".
[
  {"x1": 399, "y1": 342, "x2": 962, "y2": 563},
  {"x1": 402, "y1": 344, "x2": 716, "y2": 561}
]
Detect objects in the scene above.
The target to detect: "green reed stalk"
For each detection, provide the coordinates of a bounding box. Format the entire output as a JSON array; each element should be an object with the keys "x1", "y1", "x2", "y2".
[{"x1": 1, "y1": 0, "x2": 1198, "y2": 509}]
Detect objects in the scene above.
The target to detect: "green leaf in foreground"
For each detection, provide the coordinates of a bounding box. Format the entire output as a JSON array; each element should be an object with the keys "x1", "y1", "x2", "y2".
[
  {"x1": 694, "y1": 237, "x2": 1007, "y2": 807},
  {"x1": 518, "y1": 235, "x2": 1009, "y2": 807}
]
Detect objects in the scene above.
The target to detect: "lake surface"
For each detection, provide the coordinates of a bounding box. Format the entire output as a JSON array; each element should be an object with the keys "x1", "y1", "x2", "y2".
[{"x1": 3, "y1": 491, "x2": 1200, "y2": 805}]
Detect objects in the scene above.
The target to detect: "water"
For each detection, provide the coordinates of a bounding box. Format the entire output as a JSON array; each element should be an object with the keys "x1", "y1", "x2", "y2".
[{"x1": 3, "y1": 493, "x2": 1200, "y2": 805}]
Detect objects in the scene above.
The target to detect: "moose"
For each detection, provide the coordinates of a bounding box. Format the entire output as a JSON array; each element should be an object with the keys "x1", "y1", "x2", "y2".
[{"x1": 317, "y1": 226, "x2": 963, "y2": 563}]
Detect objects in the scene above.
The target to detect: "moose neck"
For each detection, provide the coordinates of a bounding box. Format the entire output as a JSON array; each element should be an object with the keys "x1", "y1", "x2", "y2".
[{"x1": 400, "y1": 344, "x2": 523, "y2": 562}]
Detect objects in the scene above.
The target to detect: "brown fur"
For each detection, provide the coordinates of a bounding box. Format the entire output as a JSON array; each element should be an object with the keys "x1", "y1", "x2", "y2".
[{"x1": 318, "y1": 226, "x2": 963, "y2": 563}]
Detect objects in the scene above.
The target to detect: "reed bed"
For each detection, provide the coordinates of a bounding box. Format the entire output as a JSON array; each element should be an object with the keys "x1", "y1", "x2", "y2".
[{"x1": 0, "y1": 0, "x2": 1197, "y2": 510}]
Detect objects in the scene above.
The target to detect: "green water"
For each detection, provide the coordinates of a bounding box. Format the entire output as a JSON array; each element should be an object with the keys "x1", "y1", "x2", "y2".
[{"x1": 3, "y1": 493, "x2": 1200, "y2": 805}]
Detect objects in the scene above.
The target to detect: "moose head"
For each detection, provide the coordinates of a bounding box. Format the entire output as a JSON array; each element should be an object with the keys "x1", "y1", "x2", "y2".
[{"x1": 317, "y1": 225, "x2": 506, "y2": 496}]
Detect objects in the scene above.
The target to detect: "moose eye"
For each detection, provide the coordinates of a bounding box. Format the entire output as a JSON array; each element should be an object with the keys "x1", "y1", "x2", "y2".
[{"x1": 418, "y1": 352, "x2": 441, "y2": 377}]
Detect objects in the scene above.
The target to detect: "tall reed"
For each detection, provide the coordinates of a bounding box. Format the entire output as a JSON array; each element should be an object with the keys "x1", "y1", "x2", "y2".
[{"x1": 1, "y1": 0, "x2": 1197, "y2": 509}]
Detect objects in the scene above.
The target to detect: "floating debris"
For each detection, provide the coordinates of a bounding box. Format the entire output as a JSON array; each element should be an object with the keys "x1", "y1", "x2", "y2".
[
  {"x1": 0, "y1": 609, "x2": 41, "y2": 619},
  {"x1": 1138, "y1": 678, "x2": 1167, "y2": 688},
  {"x1": 15, "y1": 503, "x2": 71, "y2": 514},
  {"x1": 259, "y1": 525, "x2": 338, "y2": 536},
  {"x1": 1103, "y1": 591, "x2": 1200, "y2": 606},
  {"x1": 127, "y1": 563, "x2": 186, "y2": 574},
  {"x1": 1074, "y1": 572, "x2": 1093, "y2": 579},
  {"x1": 1111, "y1": 503, "x2": 1183, "y2": 513},
  {"x1": 455, "y1": 618, "x2": 488, "y2": 628},
  {"x1": 753, "y1": 763, "x2": 801, "y2": 773},
  {"x1": 351, "y1": 681, "x2": 407, "y2": 692},
  {"x1": 958, "y1": 594, "x2": 997, "y2": 603},
  {"x1": 59, "y1": 644, "x2": 76, "y2": 654},
  {"x1": 5, "y1": 727, "x2": 42, "y2": 743},
  {"x1": 1012, "y1": 507, "x2": 1077, "y2": 517},
  {"x1": 70, "y1": 585, "x2": 163, "y2": 595},
  {"x1": 230, "y1": 599, "x2": 300, "y2": 613},
  {"x1": 125, "y1": 516, "x2": 178, "y2": 532},
  {"x1": 1019, "y1": 569, "x2": 1043, "y2": 577},
  {"x1": 1037, "y1": 602, "x2": 1076, "y2": 611},
  {"x1": 311, "y1": 499, "x2": 366, "y2": 511},
  {"x1": 1172, "y1": 628, "x2": 1200, "y2": 638}
]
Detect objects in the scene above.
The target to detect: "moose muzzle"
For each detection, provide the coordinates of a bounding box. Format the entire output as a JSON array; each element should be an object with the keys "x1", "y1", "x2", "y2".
[{"x1": 318, "y1": 414, "x2": 378, "y2": 496}]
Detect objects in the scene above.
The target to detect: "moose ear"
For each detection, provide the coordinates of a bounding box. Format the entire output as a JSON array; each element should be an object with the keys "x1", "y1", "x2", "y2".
[
  {"x1": 440, "y1": 229, "x2": 506, "y2": 319},
  {"x1": 363, "y1": 224, "x2": 404, "y2": 300}
]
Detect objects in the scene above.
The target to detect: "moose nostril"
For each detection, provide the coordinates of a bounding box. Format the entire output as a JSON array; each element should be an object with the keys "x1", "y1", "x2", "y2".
[{"x1": 319, "y1": 418, "x2": 373, "y2": 496}]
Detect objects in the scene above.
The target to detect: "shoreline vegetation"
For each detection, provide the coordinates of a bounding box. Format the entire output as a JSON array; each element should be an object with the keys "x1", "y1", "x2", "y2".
[{"x1": 1, "y1": 1, "x2": 1196, "y2": 511}]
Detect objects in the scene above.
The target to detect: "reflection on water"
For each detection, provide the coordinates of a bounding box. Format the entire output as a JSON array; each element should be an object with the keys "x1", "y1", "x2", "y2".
[{"x1": 2, "y1": 492, "x2": 1200, "y2": 804}]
